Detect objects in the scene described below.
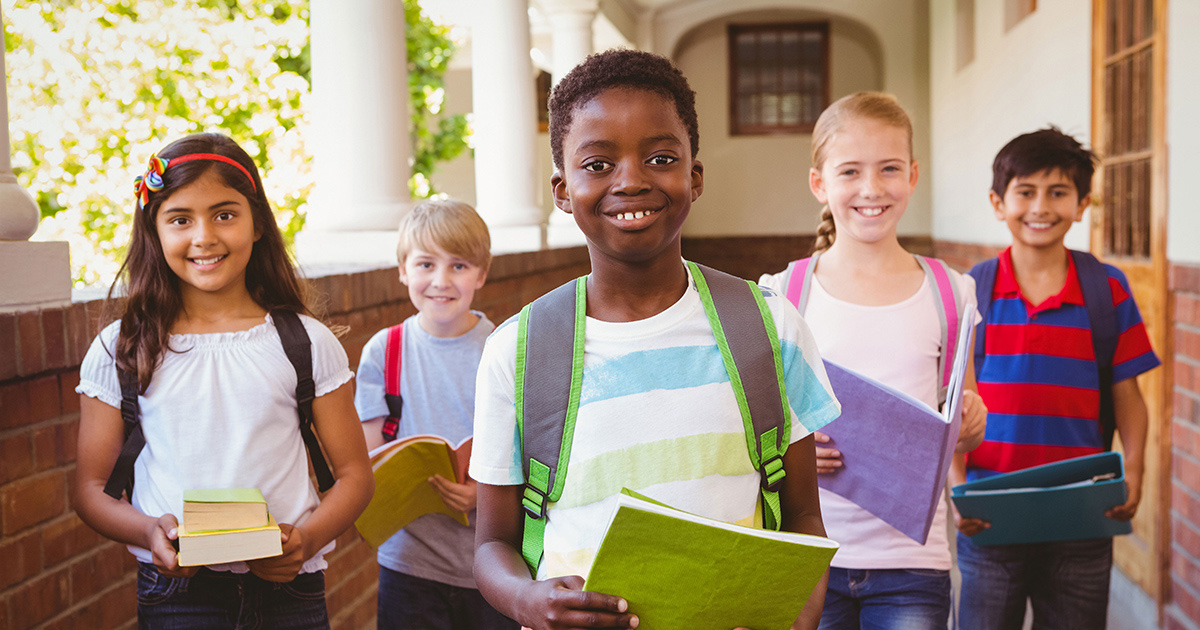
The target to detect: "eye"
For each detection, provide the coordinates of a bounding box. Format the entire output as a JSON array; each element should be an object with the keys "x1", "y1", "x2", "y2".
[
  {"x1": 839, "y1": 169, "x2": 857, "y2": 177},
  {"x1": 453, "y1": 263, "x2": 469, "y2": 271},
  {"x1": 582, "y1": 160, "x2": 611, "y2": 173},
  {"x1": 417, "y1": 261, "x2": 434, "y2": 269},
  {"x1": 215, "y1": 211, "x2": 235, "y2": 221},
  {"x1": 883, "y1": 165, "x2": 901, "y2": 173},
  {"x1": 647, "y1": 155, "x2": 677, "y2": 166},
  {"x1": 166, "y1": 216, "x2": 189, "y2": 226}
]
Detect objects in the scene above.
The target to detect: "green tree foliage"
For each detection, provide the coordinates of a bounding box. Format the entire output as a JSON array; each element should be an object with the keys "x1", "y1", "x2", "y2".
[{"x1": 5, "y1": 0, "x2": 469, "y2": 286}]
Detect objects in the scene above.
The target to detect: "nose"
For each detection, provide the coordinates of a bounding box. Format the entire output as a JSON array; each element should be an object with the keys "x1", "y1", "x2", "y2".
[
  {"x1": 862, "y1": 171, "x2": 884, "y2": 198},
  {"x1": 191, "y1": 218, "x2": 218, "y2": 246},
  {"x1": 431, "y1": 265, "x2": 451, "y2": 288},
  {"x1": 612, "y1": 162, "x2": 651, "y2": 196}
]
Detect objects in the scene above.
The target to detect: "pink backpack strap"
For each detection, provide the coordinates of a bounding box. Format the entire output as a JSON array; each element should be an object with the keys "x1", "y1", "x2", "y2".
[
  {"x1": 917, "y1": 256, "x2": 961, "y2": 405},
  {"x1": 381, "y1": 322, "x2": 404, "y2": 441},
  {"x1": 785, "y1": 252, "x2": 820, "y2": 313}
]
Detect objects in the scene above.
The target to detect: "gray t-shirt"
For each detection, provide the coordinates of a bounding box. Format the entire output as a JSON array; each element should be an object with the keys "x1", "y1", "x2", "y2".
[{"x1": 354, "y1": 312, "x2": 493, "y2": 588}]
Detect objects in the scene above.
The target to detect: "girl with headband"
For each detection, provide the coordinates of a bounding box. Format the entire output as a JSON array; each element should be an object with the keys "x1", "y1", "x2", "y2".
[{"x1": 73, "y1": 132, "x2": 374, "y2": 629}]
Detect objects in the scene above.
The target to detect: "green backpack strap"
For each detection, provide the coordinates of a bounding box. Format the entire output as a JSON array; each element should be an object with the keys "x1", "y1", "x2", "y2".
[{"x1": 686, "y1": 261, "x2": 791, "y2": 531}]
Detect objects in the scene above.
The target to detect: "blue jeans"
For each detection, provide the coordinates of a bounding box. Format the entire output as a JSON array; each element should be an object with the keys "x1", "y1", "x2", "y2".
[
  {"x1": 136, "y1": 563, "x2": 329, "y2": 629},
  {"x1": 818, "y1": 567, "x2": 951, "y2": 630},
  {"x1": 377, "y1": 566, "x2": 519, "y2": 630},
  {"x1": 957, "y1": 535, "x2": 1112, "y2": 630}
]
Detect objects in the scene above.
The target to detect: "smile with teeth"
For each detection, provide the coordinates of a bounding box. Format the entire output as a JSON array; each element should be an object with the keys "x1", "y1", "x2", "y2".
[
  {"x1": 190, "y1": 255, "x2": 227, "y2": 265},
  {"x1": 612, "y1": 208, "x2": 662, "y2": 221},
  {"x1": 855, "y1": 206, "x2": 886, "y2": 217},
  {"x1": 1025, "y1": 221, "x2": 1056, "y2": 229}
]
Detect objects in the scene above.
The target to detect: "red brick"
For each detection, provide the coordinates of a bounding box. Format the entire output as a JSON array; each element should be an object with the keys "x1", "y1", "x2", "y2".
[
  {"x1": 1169, "y1": 579, "x2": 1200, "y2": 630},
  {"x1": 42, "y1": 514, "x2": 105, "y2": 566},
  {"x1": 1175, "y1": 484, "x2": 1200, "y2": 525},
  {"x1": 1173, "y1": 263, "x2": 1200, "y2": 293},
  {"x1": 9, "y1": 565, "x2": 70, "y2": 628},
  {"x1": 1, "y1": 470, "x2": 68, "y2": 535},
  {"x1": 0, "y1": 529, "x2": 42, "y2": 590},
  {"x1": 0, "y1": 380, "x2": 32, "y2": 430},
  {"x1": 0, "y1": 431, "x2": 34, "y2": 484},
  {"x1": 70, "y1": 543, "x2": 136, "y2": 604},
  {"x1": 1177, "y1": 420, "x2": 1200, "y2": 457},
  {"x1": 98, "y1": 578, "x2": 138, "y2": 630},
  {"x1": 30, "y1": 374, "x2": 63, "y2": 423},
  {"x1": 1181, "y1": 327, "x2": 1200, "y2": 363},
  {"x1": 33, "y1": 424, "x2": 57, "y2": 471},
  {"x1": 61, "y1": 371, "x2": 81, "y2": 414},
  {"x1": 17, "y1": 310, "x2": 44, "y2": 376},
  {"x1": 0, "y1": 312, "x2": 17, "y2": 380},
  {"x1": 42, "y1": 308, "x2": 67, "y2": 370},
  {"x1": 1177, "y1": 452, "x2": 1200, "y2": 494},
  {"x1": 1177, "y1": 392, "x2": 1199, "y2": 425},
  {"x1": 64, "y1": 302, "x2": 90, "y2": 366},
  {"x1": 57, "y1": 417, "x2": 79, "y2": 466},
  {"x1": 1179, "y1": 295, "x2": 1200, "y2": 327},
  {"x1": 1172, "y1": 551, "x2": 1200, "y2": 604}
]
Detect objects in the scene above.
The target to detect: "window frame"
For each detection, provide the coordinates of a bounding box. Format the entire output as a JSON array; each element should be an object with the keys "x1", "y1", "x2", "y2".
[{"x1": 727, "y1": 21, "x2": 831, "y2": 136}]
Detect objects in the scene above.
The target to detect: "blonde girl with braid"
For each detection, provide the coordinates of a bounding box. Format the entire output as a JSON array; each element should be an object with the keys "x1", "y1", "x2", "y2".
[{"x1": 758, "y1": 92, "x2": 987, "y2": 629}]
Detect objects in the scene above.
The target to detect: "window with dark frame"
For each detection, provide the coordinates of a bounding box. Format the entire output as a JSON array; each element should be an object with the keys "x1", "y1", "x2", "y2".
[{"x1": 728, "y1": 22, "x2": 829, "y2": 135}]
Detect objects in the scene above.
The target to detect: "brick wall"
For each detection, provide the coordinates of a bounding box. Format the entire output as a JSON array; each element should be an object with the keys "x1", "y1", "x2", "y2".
[
  {"x1": 1169, "y1": 262, "x2": 1200, "y2": 630},
  {"x1": 0, "y1": 246, "x2": 589, "y2": 630}
]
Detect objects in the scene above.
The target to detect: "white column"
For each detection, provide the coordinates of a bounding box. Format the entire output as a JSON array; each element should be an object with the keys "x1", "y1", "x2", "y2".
[
  {"x1": 470, "y1": 0, "x2": 545, "y2": 253},
  {"x1": 0, "y1": 4, "x2": 70, "y2": 313},
  {"x1": 545, "y1": 0, "x2": 597, "y2": 248},
  {"x1": 296, "y1": 0, "x2": 412, "y2": 267}
]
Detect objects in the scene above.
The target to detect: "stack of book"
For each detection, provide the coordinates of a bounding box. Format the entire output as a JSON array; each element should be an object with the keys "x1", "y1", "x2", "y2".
[{"x1": 178, "y1": 488, "x2": 282, "y2": 567}]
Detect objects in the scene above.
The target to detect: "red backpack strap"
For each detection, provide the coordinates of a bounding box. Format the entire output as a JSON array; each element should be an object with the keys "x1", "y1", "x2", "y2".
[
  {"x1": 784, "y1": 252, "x2": 820, "y2": 313},
  {"x1": 381, "y1": 322, "x2": 404, "y2": 442},
  {"x1": 917, "y1": 256, "x2": 961, "y2": 406}
]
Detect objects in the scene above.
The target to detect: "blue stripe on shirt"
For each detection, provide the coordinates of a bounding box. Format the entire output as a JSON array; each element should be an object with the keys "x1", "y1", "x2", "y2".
[
  {"x1": 982, "y1": 413, "x2": 1102, "y2": 448},
  {"x1": 977, "y1": 354, "x2": 1099, "y2": 389}
]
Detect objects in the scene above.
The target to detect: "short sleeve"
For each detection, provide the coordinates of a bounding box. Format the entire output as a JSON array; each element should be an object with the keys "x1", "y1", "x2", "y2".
[
  {"x1": 766, "y1": 293, "x2": 841, "y2": 441},
  {"x1": 76, "y1": 321, "x2": 123, "y2": 409},
  {"x1": 1106, "y1": 266, "x2": 1161, "y2": 383},
  {"x1": 301, "y1": 315, "x2": 354, "y2": 397},
  {"x1": 758, "y1": 268, "x2": 788, "y2": 297},
  {"x1": 354, "y1": 328, "x2": 391, "y2": 423},
  {"x1": 468, "y1": 320, "x2": 524, "y2": 486}
]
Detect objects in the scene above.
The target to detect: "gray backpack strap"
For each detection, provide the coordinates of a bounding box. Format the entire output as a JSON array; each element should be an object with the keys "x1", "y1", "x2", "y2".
[
  {"x1": 688, "y1": 261, "x2": 791, "y2": 530},
  {"x1": 516, "y1": 277, "x2": 585, "y2": 575}
]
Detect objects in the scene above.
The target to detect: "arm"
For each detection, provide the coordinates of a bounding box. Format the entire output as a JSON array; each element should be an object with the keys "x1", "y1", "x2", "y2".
[
  {"x1": 954, "y1": 353, "x2": 987, "y2": 454},
  {"x1": 1106, "y1": 376, "x2": 1149, "y2": 520},
  {"x1": 473, "y1": 483, "x2": 636, "y2": 630},
  {"x1": 247, "y1": 381, "x2": 374, "y2": 582},
  {"x1": 782, "y1": 434, "x2": 829, "y2": 630},
  {"x1": 74, "y1": 395, "x2": 198, "y2": 578},
  {"x1": 948, "y1": 453, "x2": 989, "y2": 536},
  {"x1": 361, "y1": 415, "x2": 386, "y2": 452}
]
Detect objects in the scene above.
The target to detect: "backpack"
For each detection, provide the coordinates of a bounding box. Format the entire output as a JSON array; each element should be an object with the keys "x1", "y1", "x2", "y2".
[
  {"x1": 783, "y1": 252, "x2": 963, "y2": 407},
  {"x1": 515, "y1": 261, "x2": 791, "y2": 575},
  {"x1": 102, "y1": 309, "x2": 336, "y2": 500},
  {"x1": 380, "y1": 322, "x2": 405, "y2": 442},
  {"x1": 968, "y1": 250, "x2": 1119, "y2": 449}
]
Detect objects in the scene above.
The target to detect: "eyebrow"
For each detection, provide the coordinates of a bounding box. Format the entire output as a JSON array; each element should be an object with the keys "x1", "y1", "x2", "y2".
[
  {"x1": 574, "y1": 134, "x2": 684, "y2": 153},
  {"x1": 160, "y1": 200, "x2": 243, "y2": 214}
]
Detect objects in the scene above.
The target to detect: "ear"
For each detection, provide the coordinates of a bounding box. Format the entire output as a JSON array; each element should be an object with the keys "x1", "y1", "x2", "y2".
[
  {"x1": 1074, "y1": 194, "x2": 1091, "y2": 222},
  {"x1": 690, "y1": 160, "x2": 704, "y2": 201},
  {"x1": 398, "y1": 265, "x2": 409, "y2": 287},
  {"x1": 989, "y1": 190, "x2": 1005, "y2": 220},
  {"x1": 809, "y1": 167, "x2": 828, "y2": 204},
  {"x1": 475, "y1": 264, "x2": 489, "y2": 289},
  {"x1": 551, "y1": 170, "x2": 572, "y2": 214},
  {"x1": 908, "y1": 160, "x2": 920, "y2": 192}
]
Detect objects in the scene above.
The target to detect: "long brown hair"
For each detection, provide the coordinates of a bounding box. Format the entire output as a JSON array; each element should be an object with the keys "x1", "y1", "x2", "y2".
[
  {"x1": 809, "y1": 92, "x2": 914, "y2": 254},
  {"x1": 105, "y1": 133, "x2": 311, "y2": 390}
]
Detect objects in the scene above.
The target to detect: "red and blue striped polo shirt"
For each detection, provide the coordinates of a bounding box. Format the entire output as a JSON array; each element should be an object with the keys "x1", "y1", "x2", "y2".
[{"x1": 964, "y1": 247, "x2": 1160, "y2": 481}]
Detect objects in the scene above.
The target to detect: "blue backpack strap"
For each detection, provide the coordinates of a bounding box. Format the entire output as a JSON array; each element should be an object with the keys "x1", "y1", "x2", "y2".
[
  {"x1": 273, "y1": 309, "x2": 336, "y2": 493},
  {"x1": 968, "y1": 258, "x2": 1000, "y2": 383},
  {"x1": 1069, "y1": 250, "x2": 1119, "y2": 450},
  {"x1": 381, "y1": 322, "x2": 404, "y2": 442}
]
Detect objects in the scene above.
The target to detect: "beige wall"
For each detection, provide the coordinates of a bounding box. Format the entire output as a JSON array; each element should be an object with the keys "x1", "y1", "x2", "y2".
[
  {"x1": 928, "y1": 0, "x2": 1092, "y2": 250},
  {"x1": 1167, "y1": 0, "x2": 1200, "y2": 264}
]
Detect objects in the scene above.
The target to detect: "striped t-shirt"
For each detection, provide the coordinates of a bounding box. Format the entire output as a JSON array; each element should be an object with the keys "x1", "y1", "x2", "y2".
[
  {"x1": 965, "y1": 248, "x2": 1160, "y2": 481},
  {"x1": 470, "y1": 268, "x2": 841, "y2": 580}
]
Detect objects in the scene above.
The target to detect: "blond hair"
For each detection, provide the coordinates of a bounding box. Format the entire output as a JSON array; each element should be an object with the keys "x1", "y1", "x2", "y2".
[
  {"x1": 396, "y1": 199, "x2": 492, "y2": 271},
  {"x1": 810, "y1": 92, "x2": 914, "y2": 254}
]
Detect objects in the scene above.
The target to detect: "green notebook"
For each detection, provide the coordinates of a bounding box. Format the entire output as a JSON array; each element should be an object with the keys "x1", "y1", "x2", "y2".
[{"x1": 583, "y1": 489, "x2": 839, "y2": 630}]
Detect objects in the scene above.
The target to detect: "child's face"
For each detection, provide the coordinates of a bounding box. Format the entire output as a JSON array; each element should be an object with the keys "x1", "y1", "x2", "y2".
[
  {"x1": 156, "y1": 171, "x2": 261, "y2": 305},
  {"x1": 551, "y1": 88, "x2": 703, "y2": 267},
  {"x1": 991, "y1": 168, "x2": 1089, "y2": 251},
  {"x1": 810, "y1": 117, "x2": 917, "y2": 247},
  {"x1": 400, "y1": 244, "x2": 487, "y2": 338}
]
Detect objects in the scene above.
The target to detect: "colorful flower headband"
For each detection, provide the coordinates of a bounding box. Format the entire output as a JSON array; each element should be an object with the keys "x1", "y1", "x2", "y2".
[{"x1": 133, "y1": 152, "x2": 257, "y2": 206}]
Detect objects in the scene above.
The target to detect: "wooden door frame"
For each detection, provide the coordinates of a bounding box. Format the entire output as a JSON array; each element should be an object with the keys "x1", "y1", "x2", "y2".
[{"x1": 1090, "y1": 0, "x2": 1173, "y2": 617}]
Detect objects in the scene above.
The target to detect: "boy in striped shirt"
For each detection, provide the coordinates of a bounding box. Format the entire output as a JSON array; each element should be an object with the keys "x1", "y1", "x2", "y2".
[{"x1": 952, "y1": 128, "x2": 1160, "y2": 629}]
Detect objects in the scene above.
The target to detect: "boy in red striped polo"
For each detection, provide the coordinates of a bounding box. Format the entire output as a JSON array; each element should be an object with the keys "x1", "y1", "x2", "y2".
[{"x1": 952, "y1": 128, "x2": 1160, "y2": 630}]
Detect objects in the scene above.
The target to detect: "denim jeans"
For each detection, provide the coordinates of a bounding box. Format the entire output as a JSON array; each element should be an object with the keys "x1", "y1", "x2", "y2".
[
  {"x1": 136, "y1": 563, "x2": 329, "y2": 630},
  {"x1": 377, "y1": 566, "x2": 519, "y2": 630},
  {"x1": 957, "y1": 535, "x2": 1112, "y2": 630},
  {"x1": 818, "y1": 567, "x2": 951, "y2": 630}
]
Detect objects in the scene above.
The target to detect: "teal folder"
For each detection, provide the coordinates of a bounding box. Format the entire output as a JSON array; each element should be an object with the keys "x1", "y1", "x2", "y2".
[{"x1": 950, "y1": 452, "x2": 1131, "y2": 546}]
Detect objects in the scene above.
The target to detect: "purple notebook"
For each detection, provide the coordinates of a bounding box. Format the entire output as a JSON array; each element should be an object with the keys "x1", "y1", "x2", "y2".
[{"x1": 816, "y1": 308, "x2": 974, "y2": 543}]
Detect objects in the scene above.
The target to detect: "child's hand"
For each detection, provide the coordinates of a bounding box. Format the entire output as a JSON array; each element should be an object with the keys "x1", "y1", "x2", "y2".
[
  {"x1": 955, "y1": 390, "x2": 987, "y2": 454},
  {"x1": 515, "y1": 575, "x2": 638, "y2": 629},
  {"x1": 951, "y1": 502, "x2": 990, "y2": 537},
  {"x1": 429, "y1": 475, "x2": 478, "y2": 512},
  {"x1": 246, "y1": 523, "x2": 306, "y2": 583},
  {"x1": 814, "y1": 431, "x2": 842, "y2": 474},
  {"x1": 148, "y1": 514, "x2": 199, "y2": 578},
  {"x1": 1106, "y1": 476, "x2": 1143, "y2": 521}
]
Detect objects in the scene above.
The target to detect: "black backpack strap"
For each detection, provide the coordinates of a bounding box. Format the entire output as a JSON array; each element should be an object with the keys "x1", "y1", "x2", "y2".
[
  {"x1": 102, "y1": 366, "x2": 145, "y2": 499},
  {"x1": 1069, "y1": 251, "x2": 1120, "y2": 450},
  {"x1": 273, "y1": 309, "x2": 336, "y2": 492},
  {"x1": 968, "y1": 258, "x2": 999, "y2": 383}
]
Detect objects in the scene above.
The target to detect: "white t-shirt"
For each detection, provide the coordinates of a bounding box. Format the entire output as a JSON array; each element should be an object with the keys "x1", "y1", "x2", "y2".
[
  {"x1": 470, "y1": 268, "x2": 842, "y2": 580},
  {"x1": 77, "y1": 313, "x2": 353, "y2": 573},
  {"x1": 760, "y1": 265, "x2": 977, "y2": 570}
]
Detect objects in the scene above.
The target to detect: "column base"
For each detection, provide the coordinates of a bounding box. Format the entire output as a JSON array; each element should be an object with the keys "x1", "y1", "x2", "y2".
[
  {"x1": 490, "y1": 224, "x2": 548, "y2": 254},
  {"x1": 293, "y1": 230, "x2": 402, "y2": 270},
  {"x1": 546, "y1": 212, "x2": 587, "y2": 248},
  {"x1": 0, "y1": 241, "x2": 71, "y2": 313}
]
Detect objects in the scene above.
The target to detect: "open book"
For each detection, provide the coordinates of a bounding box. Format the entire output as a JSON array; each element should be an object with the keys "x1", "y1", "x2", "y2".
[
  {"x1": 354, "y1": 435, "x2": 473, "y2": 548},
  {"x1": 583, "y1": 490, "x2": 838, "y2": 630},
  {"x1": 817, "y1": 304, "x2": 975, "y2": 543}
]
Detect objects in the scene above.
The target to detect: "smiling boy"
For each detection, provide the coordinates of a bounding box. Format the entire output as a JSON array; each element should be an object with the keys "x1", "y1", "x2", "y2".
[
  {"x1": 468, "y1": 50, "x2": 841, "y2": 630},
  {"x1": 952, "y1": 128, "x2": 1160, "y2": 629}
]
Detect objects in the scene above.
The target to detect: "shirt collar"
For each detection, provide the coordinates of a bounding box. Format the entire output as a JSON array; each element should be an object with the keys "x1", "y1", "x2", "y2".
[{"x1": 995, "y1": 246, "x2": 1085, "y2": 312}]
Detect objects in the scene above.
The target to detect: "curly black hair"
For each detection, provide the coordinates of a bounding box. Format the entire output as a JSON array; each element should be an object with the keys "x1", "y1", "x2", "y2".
[{"x1": 549, "y1": 48, "x2": 699, "y2": 171}]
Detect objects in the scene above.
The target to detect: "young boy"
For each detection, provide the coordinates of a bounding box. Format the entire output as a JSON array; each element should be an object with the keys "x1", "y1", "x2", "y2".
[
  {"x1": 468, "y1": 49, "x2": 841, "y2": 630},
  {"x1": 952, "y1": 128, "x2": 1161, "y2": 629},
  {"x1": 354, "y1": 199, "x2": 517, "y2": 630}
]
